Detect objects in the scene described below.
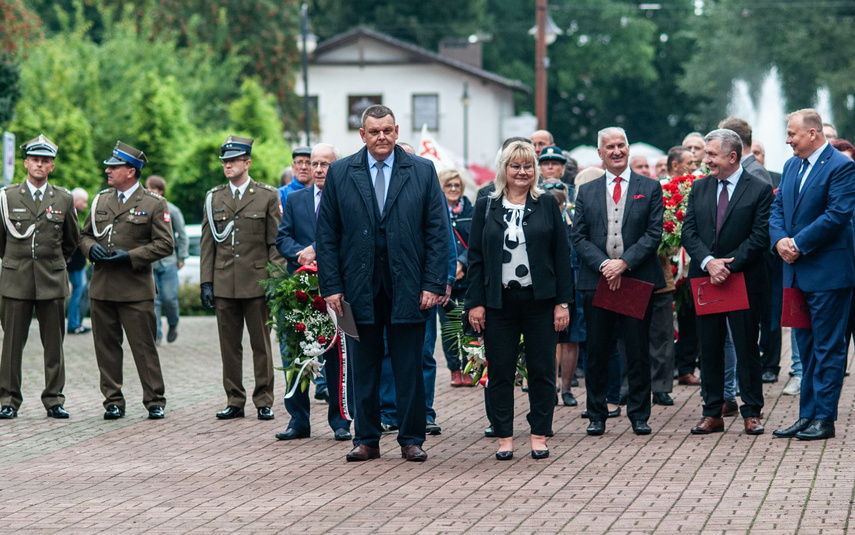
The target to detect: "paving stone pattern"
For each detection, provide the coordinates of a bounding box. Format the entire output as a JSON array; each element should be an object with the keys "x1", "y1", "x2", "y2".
[{"x1": 0, "y1": 317, "x2": 853, "y2": 533}]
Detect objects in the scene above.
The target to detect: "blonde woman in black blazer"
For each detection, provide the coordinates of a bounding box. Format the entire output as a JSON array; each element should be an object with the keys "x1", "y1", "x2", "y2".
[{"x1": 466, "y1": 141, "x2": 574, "y2": 460}]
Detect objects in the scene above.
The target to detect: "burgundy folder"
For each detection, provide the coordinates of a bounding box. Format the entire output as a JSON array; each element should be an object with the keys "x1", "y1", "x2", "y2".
[
  {"x1": 781, "y1": 287, "x2": 811, "y2": 329},
  {"x1": 592, "y1": 275, "x2": 654, "y2": 320},
  {"x1": 689, "y1": 272, "x2": 750, "y2": 316}
]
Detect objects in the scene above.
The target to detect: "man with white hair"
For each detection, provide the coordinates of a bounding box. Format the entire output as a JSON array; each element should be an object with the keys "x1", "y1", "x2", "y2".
[{"x1": 572, "y1": 127, "x2": 666, "y2": 436}]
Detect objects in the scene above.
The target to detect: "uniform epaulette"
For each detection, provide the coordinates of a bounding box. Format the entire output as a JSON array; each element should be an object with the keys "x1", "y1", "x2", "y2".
[
  {"x1": 99, "y1": 187, "x2": 113, "y2": 194},
  {"x1": 256, "y1": 182, "x2": 277, "y2": 192},
  {"x1": 208, "y1": 184, "x2": 228, "y2": 194},
  {"x1": 144, "y1": 189, "x2": 163, "y2": 199},
  {"x1": 52, "y1": 185, "x2": 71, "y2": 194}
]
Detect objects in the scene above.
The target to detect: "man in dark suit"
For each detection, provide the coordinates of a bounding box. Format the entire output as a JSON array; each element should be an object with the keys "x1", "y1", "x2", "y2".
[
  {"x1": 682, "y1": 129, "x2": 773, "y2": 435},
  {"x1": 770, "y1": 109, "x2": 855, "y2": 441},
  {"x1": 316, "y1": 105, "x2": 448, "y2": 462},
  {"x1": 572, "y1": 127, "x2": 665, "y2": 436},
  {"x1": 274, "y1": 143, "x2": 352, "y2": 442},
  {"x1": 718, "y1": 118, "x2": 781, "y2": 386}
]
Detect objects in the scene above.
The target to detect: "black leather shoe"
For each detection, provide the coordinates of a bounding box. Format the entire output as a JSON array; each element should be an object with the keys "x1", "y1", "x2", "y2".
[
  {"x1": 795, "y1": 419, "x2": 835, "y2": 441},
  {"x1": 761, "y1": 370, "x2": 778, "y2": 383},
  {"x1": 148, "y1": 406, "x2": 164, "y2": 419},
  {"x1": 275, "y1": 428, "x2": 310, "y2": 440},
  {"x1": 333, "y1": 428, "x2": 352, "y2": 441},
  {"x1": 380, "y1": 422, "x2": 398, "y2": 434},
  {"x1": 103, "y1": 404, "x2": 124, "y2": 420},
  {"x1": 0, "y1": 405, "x2": 17, "y2": 419},
  {"x1": 571, "y1": 377, "x2": 579, "y2": 387},
  {"x1": 631, "y1": 420, "x2": 652, "y2": 435},
  {"x1": 484, "y1": 425, "x2": 496, "y2": 437},
  {"x1": 531, "y1": 449, "x2": 549, "y2": 459},
  {"x1": 314, "y1": 387, "x2": 329, "y2": 403},
  {"x1": 562, "y1": 392, "x2": 578, "y2": 407},
  {"x1": 166, "y1": 324, "x2": 178, "y2": 343},
  {"x1": 216, "y1": 406, "x2": 245, "y2": 419},
  {"x1": 401, "y1": 444, "x2": 428, "y2": 462},
  {"x1": 426, "y1": 418, "x2": 442, "y2": 435},
  {"x1": 257, "y1": 407, "x2": 274, "y2": 420},
  {"x1": 46, "y1": 404, "x2": 69, "y2": 419},
  {"x1": 587, "y1": 420, "x2": 605, "y2": 436},
  {"x1": 495, "y1": 450, "x2": 514, "y2": 461},
  {"x1": 581, "y1": 408, "x2": 620, "y2": 419},
  {"x1": 652, "y1": 392, "x2": 674, "y2": 406},
  {"x1": 772, "y1": 418, "x2": 812, "y2": 438}
]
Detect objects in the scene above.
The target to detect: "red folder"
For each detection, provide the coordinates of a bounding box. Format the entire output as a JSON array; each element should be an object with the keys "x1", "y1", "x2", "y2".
[
  {"x1": 781, "y1": 287, "x2": 811, "y2": 329},
  {"x1": 690, "y1": 272, "x2": 749, "y2": 315},
  {"x1": 592, "y1": 275, "x2": 654, "y2": 320}
]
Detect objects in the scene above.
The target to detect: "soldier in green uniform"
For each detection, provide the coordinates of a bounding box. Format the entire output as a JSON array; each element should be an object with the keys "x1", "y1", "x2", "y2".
[
  {"x1": 79, "y1": 141, "x2": 174, "y2": 420},
  {"x1": 200, "y1": 135, "x2": 283, "y2": 420},
  {"x1": 0, "y1": 135, "x2": 79, "y2": 419}
]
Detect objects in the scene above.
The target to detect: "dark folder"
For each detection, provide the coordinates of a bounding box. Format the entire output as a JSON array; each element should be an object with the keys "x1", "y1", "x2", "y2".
[
  {"x1": 781, "y1": 287, "x2": 811, "y2": 329},
  {"x1": 592, "y1": 275, "x2": 654, "y2": 320},
  {"x1": 690, "y1": 272, "x2": 749, "y2": 316}
]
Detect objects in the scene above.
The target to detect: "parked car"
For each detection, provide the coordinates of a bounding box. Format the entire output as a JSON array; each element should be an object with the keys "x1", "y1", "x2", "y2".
[{"x1": 179, "y1": 224, "x2": 201, "y2": 285}]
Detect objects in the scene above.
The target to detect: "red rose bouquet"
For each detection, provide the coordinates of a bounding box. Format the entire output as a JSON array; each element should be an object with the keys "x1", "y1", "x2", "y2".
[
  {"x1": 659, "y1": 174, "x2": 699, "y2": 254},
  {"x1": 261, "y1": 263, "x2": 337, "y2": 393}
]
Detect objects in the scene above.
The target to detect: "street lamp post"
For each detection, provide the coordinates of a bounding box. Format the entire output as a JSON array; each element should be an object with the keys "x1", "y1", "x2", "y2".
[
  {"x1": 298, "y1": 4, "x2": 317, "y2": 145},
  {"x1": 530, "y1": 1, "x2": 562, "y2": 130},
  {"x1": 462, "y1": 81, "x2": 470, "y2": 169}
]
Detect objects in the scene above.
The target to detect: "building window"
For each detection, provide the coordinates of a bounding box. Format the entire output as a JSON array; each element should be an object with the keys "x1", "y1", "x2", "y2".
[
  {"x1": 348, "y1": 95, "x2": 382, "y2": 130},
  {"x1": 413, "y1": 94, "x2": 439, "y2": 131}
]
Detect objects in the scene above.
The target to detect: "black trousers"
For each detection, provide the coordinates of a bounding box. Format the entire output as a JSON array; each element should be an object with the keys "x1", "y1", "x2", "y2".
[
  {"x1": 484, "y1": 287, "x2": 557, "y2": 438},
  {"x1": 350, "y1": 289, "x2": 426, "y2": 448},
  {"x1": 760, "y1": 252, "x2": 782, "y2": 374},
  {"x1": 697, "y1": 293, "x2": 764, "y2": 418},
  {"x1": 584, "y1": 290, "x2": 652, "y2": 423}
]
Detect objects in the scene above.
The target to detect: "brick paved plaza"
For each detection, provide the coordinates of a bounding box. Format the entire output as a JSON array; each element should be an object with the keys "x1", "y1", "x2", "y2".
[{"x1": 0, "y1": 316, "x2": 853, "y2": 534}]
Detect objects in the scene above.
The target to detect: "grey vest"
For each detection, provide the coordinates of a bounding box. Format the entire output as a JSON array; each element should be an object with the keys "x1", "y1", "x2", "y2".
[{"x1": 605, "y1": 178, "x2": 628, "y2": 259}]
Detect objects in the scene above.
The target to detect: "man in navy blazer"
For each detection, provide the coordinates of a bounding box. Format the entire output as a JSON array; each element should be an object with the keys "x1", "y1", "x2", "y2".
[
  {"x1": 770, "y1": 109, "x2": 855, "y2": 441},
  {"x1": 682, "y1": 129, "x2": 773, "y2": 436},
  {"x1": 316, "y1": 105, "x2": 448, "y2": 462},
  {"x1": 274, "y1": 143, "x2": 353, "y2": 442},
  {"x1": 572, "y1": 127, "x2": 665, "y2": 436}
]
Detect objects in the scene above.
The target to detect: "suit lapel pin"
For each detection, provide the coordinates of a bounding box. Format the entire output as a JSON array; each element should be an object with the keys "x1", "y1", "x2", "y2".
[{"x1": 249, "y1": 188, "x2": 254, "y2": 194}]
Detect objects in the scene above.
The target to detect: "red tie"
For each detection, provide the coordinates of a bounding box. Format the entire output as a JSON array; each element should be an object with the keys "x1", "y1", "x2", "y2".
[{"x1": 613, "y1": 177, "x2": 622, "y2": 204}]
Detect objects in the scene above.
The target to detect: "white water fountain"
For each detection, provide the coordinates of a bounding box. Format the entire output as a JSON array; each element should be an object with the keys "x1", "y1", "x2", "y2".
[{"x1": 728, "y1": 66, "x2": 834, "y2": 174}]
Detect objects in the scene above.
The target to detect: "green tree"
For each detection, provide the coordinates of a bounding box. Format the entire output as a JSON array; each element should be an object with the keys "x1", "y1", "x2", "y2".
[
  {"x1": 169, "y1": 130, "x2": 230, "y2": 224},
  {"x1": 308, "y1": 0, "x2": 484, "y2": 51},
  {"x1": 679, "y1": 0, "x2": 855, "y2": 138},
  {"x1": 0, "y1": 55, "x2": 21, "y2": 129},
  {"x1": 129, "y1": 72, "x2": 195, "y2": 181}
]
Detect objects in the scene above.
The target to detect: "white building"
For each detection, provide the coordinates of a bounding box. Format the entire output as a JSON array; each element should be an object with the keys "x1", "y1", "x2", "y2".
[{"x1": 297, "y1": 27, "x2": 530, "y2": 169}]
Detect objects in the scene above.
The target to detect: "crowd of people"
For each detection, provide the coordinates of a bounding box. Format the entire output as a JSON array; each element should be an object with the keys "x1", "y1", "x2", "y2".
[{"x1": 2, "y1": 104, "x2": 854, "y2": 462}]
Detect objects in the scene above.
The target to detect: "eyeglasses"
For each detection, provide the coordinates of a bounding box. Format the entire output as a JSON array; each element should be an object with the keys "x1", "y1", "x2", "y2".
[
  {"x1": 292, "y1": 160, "x2": 311, "y2": 168},
  {"x1": 443, "y1": 183, "x2": 462, "y2": 190},
  {"x1": 508, "y1": 163, "x2": 534, "y2": 174},
  {"x1": 543, "y1": 182, "x2": 567, "y2": 191},
  {"x1": 310, "y1": 162, "x2": 330, "y2": 169}
]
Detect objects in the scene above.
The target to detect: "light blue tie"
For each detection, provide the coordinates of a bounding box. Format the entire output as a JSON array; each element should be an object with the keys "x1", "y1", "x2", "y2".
[{"x1": 374, "y1": 161, "x2": 386, "y2": 214}]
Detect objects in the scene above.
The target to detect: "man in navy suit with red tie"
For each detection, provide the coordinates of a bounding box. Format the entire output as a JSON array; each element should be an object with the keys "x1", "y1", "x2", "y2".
[
  {"x1": 770, "y1": 109, "x2": 855, "y2": 441},
  {"x1": 682, "y1": 129, "x2": 773, "y2": 436},
  {"x1": 274, "y1": 143, "x2": 353, "y2": 443}
]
